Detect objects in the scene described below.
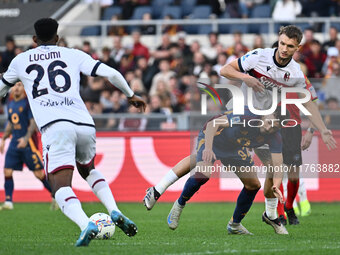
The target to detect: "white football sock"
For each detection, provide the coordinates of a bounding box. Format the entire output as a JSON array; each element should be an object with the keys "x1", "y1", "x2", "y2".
[
  {"x1": 55, "y1": 186, "x2": 89, "y2": 230},
  {"x1": 298, "y1": 177, "x2": 308, "y2": 202},
  {"x1": 155, "y1": 169, "x2": 179, "y2": 195},
  {"x1": 293, "y1": 199, "x2": 298, "y2": 208},
  {"x1": 86, "y1": 169, "x2": 120, "y2": 214},
  {"x1": 265, "y1": 197, "x2": 278, "y2": 220}
]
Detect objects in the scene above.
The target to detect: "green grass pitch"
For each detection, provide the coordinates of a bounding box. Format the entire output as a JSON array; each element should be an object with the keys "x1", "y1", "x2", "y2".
[{"x1": 1, "y1": 202, "x2": 340, "y2": 255}]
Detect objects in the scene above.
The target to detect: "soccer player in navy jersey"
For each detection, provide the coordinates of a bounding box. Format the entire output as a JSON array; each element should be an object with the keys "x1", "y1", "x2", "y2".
[
  {"x1": 0, "y1": 82, "x2": 54, "y2": 210},
  {"x1": 165, "y1": 107, "x2": 288, "y2": 235}
]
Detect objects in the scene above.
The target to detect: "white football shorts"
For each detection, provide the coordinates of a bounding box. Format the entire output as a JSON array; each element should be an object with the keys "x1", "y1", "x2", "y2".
[{"x1": 41, "y1": 121, "x2": 96, "y2": 174}]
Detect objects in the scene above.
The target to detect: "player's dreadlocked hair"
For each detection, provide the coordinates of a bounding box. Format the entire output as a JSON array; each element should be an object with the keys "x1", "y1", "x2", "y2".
[
  {"x1": 274, "y1": 106, "x2": 290, "y2": 126},
  {"x1": 34, "y1": 18, "x2": 59, "y2": 42},
  {"x1": 279, "y1": 25, "x2": 303, "y2": 44}
]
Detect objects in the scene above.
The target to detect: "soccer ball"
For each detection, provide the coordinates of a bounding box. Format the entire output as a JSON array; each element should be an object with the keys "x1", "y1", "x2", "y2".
[{"x1": 90, "y1": 213, "x2": 115, "y2": 239}]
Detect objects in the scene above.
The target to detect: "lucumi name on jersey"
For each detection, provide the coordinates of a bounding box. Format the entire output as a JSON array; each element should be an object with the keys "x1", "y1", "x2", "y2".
[
  {"x1": 29, "y1": 51, "x2": 61, "y2": 62},
  {"x1": 2, "y1": 45, "x2": 100, "y2": 131}
]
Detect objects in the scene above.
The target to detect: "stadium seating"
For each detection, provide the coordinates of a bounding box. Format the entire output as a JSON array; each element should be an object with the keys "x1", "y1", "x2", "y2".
[
  {"x1": 218, "y1": 12, "x2": 231, "y2": 34},
  {"x1": 330, "y1": 22, "x2": 340, "y2": 31},
  {"x1": 152, "y1": 0, "x2": 174, "y2": 19},
  {"x1": 161, "y1": 6, "x2": 181, "y2": 19},
  {"x1": 131, "y1": 6, "x2": 152, "y2": 20},
  {"x1": 295, "y1": 22, "x2": 313, "y2": 32},
  {"x1": 102, "y1": 6, "x2": 122, "y2": 20},
  {"x1": 198, "y1": 25, "x2": 213, "y2": 34},
  {"x1": 184, "y1": 5, "x2": 211, "y2": 34},
  {"x1": 80, "y1": 26, "x2": 100, "y2": 36},
  {"x1": 181, "y1": 0, "x2": 197, "y2": 17},
  {"x1": 249, "y1": 4, "x2": 271, "y2": 34},
  {"x1": 229, "y1": 24, "x2": 248, "y2": 34},
  {"x1": 129, "y1": 6, "x2": 153, "y2": 33}
]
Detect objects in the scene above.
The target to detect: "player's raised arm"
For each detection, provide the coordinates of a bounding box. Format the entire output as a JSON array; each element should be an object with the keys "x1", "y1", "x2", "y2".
[
  {"x1": 95, "y1": 63, "x2": 146, "y2": 112},
  {"x1": 220, "y1": 54, "x2": 264, "y2": 92},
  {"x1": 300, "y1": 95, "x2": 337, "y2": 150}
]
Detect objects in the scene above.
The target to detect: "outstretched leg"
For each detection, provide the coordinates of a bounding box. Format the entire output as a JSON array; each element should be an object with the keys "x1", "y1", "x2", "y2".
[
  {"x1": 77, "y1": 160, "x2": 137, "y2": 237},
  {"x1": 144, "y1": 154, "x2": 197, "y2": 210},
  {"x1": 167, "y1": 161, "x2": 210, "y2": 230},
  {"x1": 49, "y1": 169, "x2": 98, "y2": 247}
]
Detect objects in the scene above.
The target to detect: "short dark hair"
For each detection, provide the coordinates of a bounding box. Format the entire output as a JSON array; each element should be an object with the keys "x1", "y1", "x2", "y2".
[
  {"x1": 278, "y1": 25, "x2": 303, "y2": 44},
  {"x1": 5, "y1": 36, "x2": 14, "y2": 43},
  {"x1": 326, "y1": 97, "x2": 339, "y2": 104},
  {"x1": 330, "y1": 26, "x2": 338, "y2": 32},
  {"x1": 209, "y1": 32, "x2": 219, "y2": 38},
  {"x1": 34, "y1": 18, "x2": 58, "y2": 42},
  {"x1": 311, "y1": 39, "x2": 321, "y2": 45}
]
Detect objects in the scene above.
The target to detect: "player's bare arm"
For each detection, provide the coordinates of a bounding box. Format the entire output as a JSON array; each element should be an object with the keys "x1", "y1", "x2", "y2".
[
  {"x1": 300, "y1": 95, "x2": 337, "y2": 150},
  {"x1": 0, "y1": 122, "x2": 12, "y2": 154},
  {"x1": 94, "y1": 64, "x2": 146, "y2": 112},
  {"x1": 202, "y1": 116, "x2": 229, "y2": 163},
  {"x1": 301, "y1": 124, "x2": 315, "y2": 150},
  {"x1": 17, "y1": 119, "x2": 38, "y2": 149},
  {"x1": 220, "y1": 59, "x2": 264, "y2": 92}
]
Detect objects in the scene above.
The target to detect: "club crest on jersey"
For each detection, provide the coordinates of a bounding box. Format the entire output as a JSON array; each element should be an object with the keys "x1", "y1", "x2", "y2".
[
  {"x1": 231, "y1": 116, "x2": 241, "y2": 123},
  {"x1": 284, "y1": 71, "x2": 290, "y2": 82}
]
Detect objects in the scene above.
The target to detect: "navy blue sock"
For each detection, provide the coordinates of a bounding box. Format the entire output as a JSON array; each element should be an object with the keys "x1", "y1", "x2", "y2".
[
  {"x1": 40, "y1": 178, "x2": 52, "y2": 193},
  {"x1": 4, "y1": 177, "x2": 14, "y2": 202},
  {"x1": 232, "y1": 187, "x2": 259, "y2": 223},
  {"x1": 178, "y1": 172, "x2": 209, "y2": 206}
]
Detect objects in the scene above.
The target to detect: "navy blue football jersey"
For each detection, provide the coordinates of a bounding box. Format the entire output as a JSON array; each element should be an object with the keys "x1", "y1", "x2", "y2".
[{"x1": 7, "y1": 98, "x2": 33, "y2": 145}]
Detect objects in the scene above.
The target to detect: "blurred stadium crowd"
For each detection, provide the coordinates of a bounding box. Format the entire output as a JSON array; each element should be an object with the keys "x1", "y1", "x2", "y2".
[{"x1": 0, "y1": 0, "x2": 340, "y2": 130}]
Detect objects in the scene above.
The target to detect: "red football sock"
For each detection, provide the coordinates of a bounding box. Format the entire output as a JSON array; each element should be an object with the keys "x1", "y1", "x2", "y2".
[
  {"x1": 277, "y1": 183, "x2": 286, "y2": 218},
  {"x1": 286, "y1": 180, "x2": 300, "y2": 209}
]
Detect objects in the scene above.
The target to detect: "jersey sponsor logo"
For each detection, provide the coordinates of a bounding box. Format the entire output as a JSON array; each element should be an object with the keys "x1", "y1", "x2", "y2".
[
  {"x1": 259, "y1": 76, "x2": 283, "y2": 92},
  {"x1": 39, "y1": 97, "x2": 75, "y2": 107}
]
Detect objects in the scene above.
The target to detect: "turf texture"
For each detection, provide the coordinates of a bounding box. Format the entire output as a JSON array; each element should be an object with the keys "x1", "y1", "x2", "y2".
[{"x1": 0, "y1": 202, "x2": 339, "y2": 255}]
